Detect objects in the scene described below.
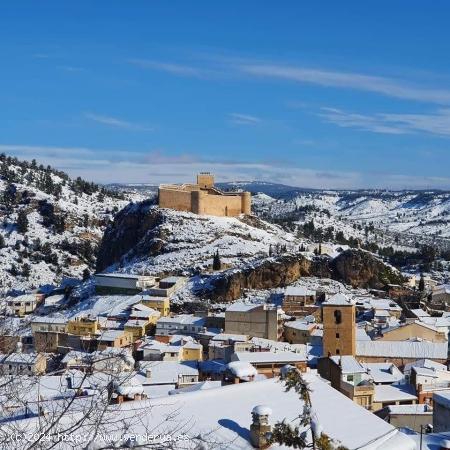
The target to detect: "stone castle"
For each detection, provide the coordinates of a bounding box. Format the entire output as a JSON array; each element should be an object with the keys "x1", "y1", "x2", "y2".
[{"x1": 158, "y1": 173, "x2": 251, "y2": 217}]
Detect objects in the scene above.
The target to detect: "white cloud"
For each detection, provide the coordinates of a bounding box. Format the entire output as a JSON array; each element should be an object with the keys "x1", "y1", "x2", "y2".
[
  {"x1": 85, "y1": 113, "x2": 154, "y2": 132},
  {"x1": 1, "y1": 144, "x2": 450, "y2": 190},
  {"x1": 238, "y1": 63, "x2": 450, "y2": 104},
  {"x1": 319, "y1": 107, "x2": 450, "y2": 137},
  {"x1": 126, "y1": 54, "x2": 450, "y2": 105},
  {"x1": 228, "y1": 113, "x2": 261, "y2": 125},
  {"x1": 127, "y1": 59, "x2": 206, "y2": 78}
]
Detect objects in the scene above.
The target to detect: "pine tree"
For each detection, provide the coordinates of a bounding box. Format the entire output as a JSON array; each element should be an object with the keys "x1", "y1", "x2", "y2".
[
  {"x1": 213, "y1": 250, "x2": 222, "y2": 271},
  {"x1": 10, "y1": 264, "x2": 18, "y2": 276},
  {"x1": 82, "y1": 268, "x2": 91, "y2": 281},
  {"x1": 0, "y1": 234, "x2": 5, "y2": 249},
  {"x1": 269, "y1": 244, "x2": 273, "y2": 257},
  {"x1": 418, "y1": 274, "x2": 425, "y2": 291},
  {"x1": 17, "y1": 210, "x2": 28, "y2": 234},
  {"x1": 22, "y1": 263, "x2": 30, "y2": 278}
]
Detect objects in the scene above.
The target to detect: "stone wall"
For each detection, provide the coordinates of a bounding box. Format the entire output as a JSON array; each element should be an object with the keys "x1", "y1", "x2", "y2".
[{"x1": 159, "y1": 188, "x2": 193, "y2": 212}]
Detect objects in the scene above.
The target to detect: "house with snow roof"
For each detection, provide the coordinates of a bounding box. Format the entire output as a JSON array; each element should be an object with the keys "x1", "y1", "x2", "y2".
[
  {"x1": 0, "y1": 351, "x2": 47, "y2": 375},
  {"x1": 375, "y1": 320, "x2": 448, "y2": 343},
  {"x1": 230, "y1": 350, "x2": 307, "y2": 377},
  {"x1": 282, "y1": 285, "x2": 317, "y2": 316}
]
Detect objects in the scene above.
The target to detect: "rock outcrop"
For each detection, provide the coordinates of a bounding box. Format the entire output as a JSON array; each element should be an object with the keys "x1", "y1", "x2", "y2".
[
  {"x1": 201, "y1": 254, "x2": 314, "y2": 302},
  {"x1": 96, "y1": 200, "x2": 163, "y2": 272},
  {"x1": 330, "y1": 249, "x2": 405, "y2": 289},
  {"x1": 201, "y1": 249, "x2": 404, "y2": 302}
]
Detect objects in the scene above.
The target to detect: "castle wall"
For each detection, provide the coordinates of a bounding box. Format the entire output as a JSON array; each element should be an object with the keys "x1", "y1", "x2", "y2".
[
  {"x1": 159, "y1": 188, "x2": 193, "y2": 212},
  {"x1": 197, "y1": 193, "x2": 243, "y2": 216}
]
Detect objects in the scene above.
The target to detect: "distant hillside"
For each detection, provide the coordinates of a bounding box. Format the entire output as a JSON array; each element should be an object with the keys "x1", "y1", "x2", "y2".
[
  {"x1": 0, "y1": 154, "x2": 135, "y2": 293},
  {"x1": 252, "y1": 187, "x2": 450, "y2": 250}
]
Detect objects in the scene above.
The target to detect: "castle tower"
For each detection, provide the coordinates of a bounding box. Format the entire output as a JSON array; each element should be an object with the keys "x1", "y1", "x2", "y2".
[
  {"x1": 197, "y1": 172, "x2": 214, "y2": 189},
  {"x1": 250, "y1": 405, "x2": 272, "y2": 449},
  {"x1": 240, "y1": 191, "x2": 251, "y2": 215},
  {"x1": 191, "y1": 189, "x2": 207, "y2": 214},
  {"x1": 322, "y1": 294, "x2": 356, "y2": 357}
]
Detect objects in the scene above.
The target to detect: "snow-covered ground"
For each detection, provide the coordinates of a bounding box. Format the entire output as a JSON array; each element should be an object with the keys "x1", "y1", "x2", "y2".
[
  {"x1": 116, "y1": 208, "x2": 303, "y2": 276},
  {"x1": 253, "y1": 189, "x2": 450, "y2": 250}
]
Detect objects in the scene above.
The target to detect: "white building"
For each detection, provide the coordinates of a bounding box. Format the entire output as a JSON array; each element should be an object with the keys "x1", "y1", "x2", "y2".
[
  {"x1": 30, "y1": 316, "x2": 67, "y2": 333},
  {"x1": 155, "y1": 314, "x2": 205, "y2": 336},
  {"x1": 94, "y1": 273, "x2": 157, "y2": 293}
]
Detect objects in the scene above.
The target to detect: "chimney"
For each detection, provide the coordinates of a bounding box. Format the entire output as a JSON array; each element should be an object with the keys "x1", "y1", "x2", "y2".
[
  {"x1": 146, "y1": 368, "x2": 152, "y2": 379},
  {"x1": 250, "y1": 405, "x2": 273, "y2": 449}
]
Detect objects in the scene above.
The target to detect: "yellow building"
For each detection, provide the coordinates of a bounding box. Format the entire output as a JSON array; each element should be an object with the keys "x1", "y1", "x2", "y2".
[
  {"x1": 124, "y1": 320, "x2": 149, "y2": 341},
  {"x1": 322, "y1": 294, "x2": 356, "y2": 357},
  {"x1": 378, "y1": 321, "x2": 447, "y2": 343},
  {"x1": 97, "y1": 330, "x2": 133, "y2": 350},
  {"x1": 181, "y1": 342, "x2": 203, "y2": 361},
  {"x1": 67, "y1": 316, "x2": 100, "y2": 336},
  {"x1": 158, "y1": 173, "x2": 251, "y2": 217},
  {"x1": 141, "y1": 296, "x2": 170, "y2": 317}
]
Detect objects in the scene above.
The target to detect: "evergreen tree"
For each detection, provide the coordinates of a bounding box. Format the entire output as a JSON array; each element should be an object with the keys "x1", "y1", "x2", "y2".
[
  {"x1": 418, "y1": 273, "x2": 425, "y2": 292},
  {"x1": 17, "y1": 210, "x2": 29, "y2": 233},
  {"x1": 82, "y1": 268, "x2": 91, "y2": 281},
  {"x1": 0, "y1": 234, "x2": 5, "y2": 249},
  {"x1": 10, "y1": 264, "x2": 18, "y2": 276},
  {"x1": 213, "y1": 250, "x2": 222, "y2": 271},
  {"x1": 269, "y1": 244, "x2": 273, "y2": 257},
  {"x1": 22, "y1": 263, "x2": 30, "y2": 278}
]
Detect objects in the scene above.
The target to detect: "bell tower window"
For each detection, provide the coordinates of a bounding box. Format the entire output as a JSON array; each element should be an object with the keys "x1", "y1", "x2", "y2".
[{"x1": 334, "y1": 310, "x2": 342, "y2": 324}]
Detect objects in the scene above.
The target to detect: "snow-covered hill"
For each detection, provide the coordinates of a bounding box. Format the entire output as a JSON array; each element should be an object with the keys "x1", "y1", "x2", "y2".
[
  {"x1": 97, "y1": 204, "x2": 302, "y2": 276},
  {"x1": 252, "y1": 189, "x2": 450, "y2": 251},
  {"x1": 0, "y1": 155, "x2": 139, "y2": 293}
]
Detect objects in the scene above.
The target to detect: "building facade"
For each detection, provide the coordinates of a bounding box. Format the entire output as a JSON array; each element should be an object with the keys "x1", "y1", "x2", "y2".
[{"x1": 225, "y1": 303, "x2": 283, "y2": 341}]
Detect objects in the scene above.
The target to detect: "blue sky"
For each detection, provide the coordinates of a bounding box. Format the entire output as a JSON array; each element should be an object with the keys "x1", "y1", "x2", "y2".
[{"x1": 2, "y1": 1, "x2": 450, "y2": 189}]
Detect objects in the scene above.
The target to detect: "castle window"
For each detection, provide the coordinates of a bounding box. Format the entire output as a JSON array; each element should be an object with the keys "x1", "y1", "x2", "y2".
[
  {"x1": 336, "y1": 333, "x2": 340, "y2": 339},
  {"x1": 334, "y1": 310, "x2": 342, "y2": 324},
  {"x1": 336, "y1": 349, "x2": 340, "y2": 355}
]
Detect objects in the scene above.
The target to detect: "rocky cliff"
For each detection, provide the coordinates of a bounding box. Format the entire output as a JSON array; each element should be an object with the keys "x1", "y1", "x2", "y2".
[
  {"x1": 96, "y1": 200, "x2": 162, "y2": 272},
  {"x1": 200, "y1": 249, "x2": 404, "y2": 302},
  {"x1": 330, "y1": 249, "x2": 405, "y2": 289}
]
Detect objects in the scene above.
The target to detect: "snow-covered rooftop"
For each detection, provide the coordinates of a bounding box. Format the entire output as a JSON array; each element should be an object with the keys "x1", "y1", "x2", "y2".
[
  {"x1": 7, "y1": 374, "x2": 416, "y2": 449},
  {"x1": 284, "y1": 286, "x2": 316, "y2": 297},
  {"x1": 374, "y1": 384, "x2": 417, "y2": 403},
  {"x1": 356, "y1": 340, "x2": 448, "y2": 360},
  {"x1": 231, "y1": 350, "x2": 306, "y2": 364}
]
